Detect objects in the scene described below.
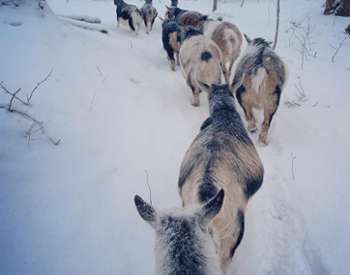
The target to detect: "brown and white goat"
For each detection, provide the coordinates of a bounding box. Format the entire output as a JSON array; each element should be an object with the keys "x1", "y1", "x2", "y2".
[
  {"x1": 141, "y1": 0, "x2": 158, "y2": 34},
  {"x1": 162, "y1": 18, "x2": 181, "y2": 70},
  {"x1": 179, "y1": 28, "x2": 223, "y2": 106},
  {"x1": 231, "y1": 34, "x2": 286, "y2": 145},
  {"x1": 165, "y1": 5, "x2": 208, "y2": 29},
  {"x1": 178, "y1": 84, "x2": 264, "y2": 273},
  {"x1": 204, "y1": 21, "x2": 242, "y2": 84}
]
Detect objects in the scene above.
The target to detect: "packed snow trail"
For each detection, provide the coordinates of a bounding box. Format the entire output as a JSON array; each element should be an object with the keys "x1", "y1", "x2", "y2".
[{"x1": 1, "y1": 0, "x2": 349, "y2": 274}]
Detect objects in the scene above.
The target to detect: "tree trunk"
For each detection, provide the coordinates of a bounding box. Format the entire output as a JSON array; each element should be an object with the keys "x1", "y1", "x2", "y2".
[
  {"x1": 324, "y1": 0, "x2": 350, "y2": 16},
  {"x1": 213, "y1": 0, "x2": 218, "y2": 12}
]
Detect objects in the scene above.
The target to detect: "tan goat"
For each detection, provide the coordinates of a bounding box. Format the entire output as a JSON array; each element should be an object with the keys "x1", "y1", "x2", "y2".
[
  {"x1": 179, "y1": 28, "x2": 223, "y2": 106},
  {"x1": 232, "y1": 35, "x2": 287, "y2": 144}
]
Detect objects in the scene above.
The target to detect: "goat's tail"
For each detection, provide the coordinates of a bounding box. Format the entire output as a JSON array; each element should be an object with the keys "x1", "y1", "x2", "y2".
[{"x1": 201, "y1": 51, "x2": 212, "y2": 62}]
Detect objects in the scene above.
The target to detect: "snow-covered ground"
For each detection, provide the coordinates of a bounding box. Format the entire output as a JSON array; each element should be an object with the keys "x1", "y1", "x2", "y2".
[{"x1": 0, "y1": 0, "x2": 349, "y2": 274}]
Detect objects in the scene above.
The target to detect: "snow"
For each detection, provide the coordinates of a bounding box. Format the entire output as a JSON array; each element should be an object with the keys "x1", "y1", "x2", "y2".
[{"x1": 0, "y1": 0, "x2": 349, "y2": 274}]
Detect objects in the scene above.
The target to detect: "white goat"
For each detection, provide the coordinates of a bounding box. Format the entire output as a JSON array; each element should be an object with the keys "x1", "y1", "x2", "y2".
[{"x1": 179, "y1": 28, "x2": 223, "y2": 106}]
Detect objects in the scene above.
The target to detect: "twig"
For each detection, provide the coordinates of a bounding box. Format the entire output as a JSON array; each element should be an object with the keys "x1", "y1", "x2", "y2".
[
  {"x1": 0, "y1": 81, "x2": 28, "y2": 106},
  {"x1": 240, "y1": 0, "x2": 245, "y2": 8},
  {"x1": 331, "y1": 34, "x2": 350, "y2": 63},
  {"x1": 8, "y1": 88, "x2": 22, "y2": 111},
  {"x1": 284, "y1": 77, "x2": 308, "y2": 108},
  {"x1": 0, "y1": 105, "x2": 61, "y2": 145},
  {"x1": 291, "y1": 153, "x2": 296, "y2": 180},
  {"x1": 27, "y1": 69, "x2": 53, "y2": 103},
  {"x1": 286, "y1": 17, "x2": 315, "y2": 70},
  {"x1": 144, "y1": 170, "x2": 153, "y2": 205},
  {"x1": 272, "y1": 0, "x2": 280, "y2": 50}
]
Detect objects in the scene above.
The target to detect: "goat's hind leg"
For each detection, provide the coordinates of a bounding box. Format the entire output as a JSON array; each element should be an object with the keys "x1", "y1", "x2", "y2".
[
  {"x1": 236, "y1": 85, "x2": 257, "y2": 132},
  {"x1": 187, "y1": 75, "x2": 200, "y2": 107},
  {"x1": 259, "y1": 85, "x2": 281, "y2": 145}
]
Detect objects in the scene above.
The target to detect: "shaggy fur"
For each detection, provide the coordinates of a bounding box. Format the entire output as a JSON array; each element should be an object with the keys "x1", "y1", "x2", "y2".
[
  {"x1": 141, "y1": 0, "x2": 158, "y2": 34},
  {"x1": 178, "y1": 84, "x2": 264, "y2": 273},
  {"x1": 162, "y1": 19, "x2": 182, "y2": 71},
  {"x1": 134, "y1": 191, "x2": 225, "y2": 275},
  {"x1": 179, "y1": 29, "x2": 223, "y2": 106},
  {"x1": 204, "y1": 21, "x2": 242, "y2": 84},
  {"x1": 165, "y1": 6, "x2": 208, "y2": 29},
  {"x1": 231, "y1": 35, "x2": 286, "y2": 144},
  {"x1": 114, "y1": 0, "x2": 142, "y2": 33}
]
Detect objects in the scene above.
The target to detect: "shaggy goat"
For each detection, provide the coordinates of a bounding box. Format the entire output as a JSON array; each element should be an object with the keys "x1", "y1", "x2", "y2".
[
  {"x1": 231, "y1": 34, "x2": 286, "y2": 144},
  {"x1": 134, "y1": 190, "x2": 225, "y2": 275},
  {"x1": 162, "y1": 19, "x2": 181, "y2": 71},
  {"x1": 114, "y1": 0, "x2": 142, "y2": 33},
  {"x1": 204, "y1": 21, "x2": 242, "y2": 84},
  {"x1": 179, "y1": 28, "x2": 223, "y2": 106},
  {"x1": 170, "y1": 0, "x2": 178, "y2": 7},
  {"x1": 165, "y1": 5, "x2": 208, "y2": 29},
  {"x1": 178, "y1": 84, "x2": 264, "y2": 273},
  {"x1": 141, "y1": 0, "x2": 158, "y2": 34}
]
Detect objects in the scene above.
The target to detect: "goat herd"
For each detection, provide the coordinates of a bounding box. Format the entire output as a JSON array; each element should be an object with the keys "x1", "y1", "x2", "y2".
[{"x1": 114, "y1": 0, "x2": 287, "y2": 274}]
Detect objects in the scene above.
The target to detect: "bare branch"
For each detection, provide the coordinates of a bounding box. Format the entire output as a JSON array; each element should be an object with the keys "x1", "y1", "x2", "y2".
[
  {"x1": 272, "y1": 0, "x2": 280, "y2": 50},
  {"x1": 284, "y1": 77, "x2": 308, "y2": 108},
  {"x1": 27, "y1": 68, "x2": 53, "y2": 103},
  {"x1": 1, "y1": 72, "x2": 61, "y2": 146},
  {"x1": 0, "y1": 81, "x2": 28, "y2": 106},
  {"x1": 291, "y1": 153, "x2": 296, "y2": 180},
  {"x1": 8, "y1": 88, "x2": 22, "y2": 111},
  {"x1": 331, "y1": 34, "x2": 350, "y2": 63},
  {"x1": 0, "y1": 104, "x2": 61, "y2": 146},
  {"x1": 144, "y1": 170, "x2": 153, "y2": 205}
]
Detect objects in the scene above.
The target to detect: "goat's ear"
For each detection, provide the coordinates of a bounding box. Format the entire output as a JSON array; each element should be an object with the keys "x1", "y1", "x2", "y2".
[
  {"x1": 134, "y1": 195, "x2": 157, "y2": 228},
  {"x1": 198, "y1": 81, "x2": 212, "y2": 94},
  {"x1": 165, "y1": 5, "x2": 171, "y2": 10},
  {"x1": 198, "y1": 189, "x2": 225, "y2": 229},
  {"x1": 244, "y1": 33, "x2": 252, "y2": 44}
]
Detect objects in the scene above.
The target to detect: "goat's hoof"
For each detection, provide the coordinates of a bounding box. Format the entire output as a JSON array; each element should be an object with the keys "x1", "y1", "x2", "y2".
[
  {"x1": 258, "y1": 134, "x2": 268, "y2": 146},
  {"x1": 247, "y1": 123, "x2": 257, "y2": 133},
  {"x1": 192, "y1": 103, "x2": 200, "y2": 107}
]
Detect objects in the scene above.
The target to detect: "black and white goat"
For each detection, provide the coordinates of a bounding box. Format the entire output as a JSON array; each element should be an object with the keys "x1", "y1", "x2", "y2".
[
  {"x1": 165, "y1": 5, "x2": 208, "y2": 29},
  {"x1": 114, "y1": 0, "x2": 142, "y2": 33},
  {"x1": 135, "y1": 189, "x2": 224, "y2": 275},
  {"x1": 231, "y1": 34, "x2": 286, "y2": 144},
  {"x1": 179, "y1": 28, "x2": 223, "y2": 106},
  {"x1": 141, "y1": 0, "x2": 158, "y2": 34},
  {"x1": 178, "y1": 84, "x2": 264, "y2": 273},
  {"x1": 162, "y1": 18, "x2": 181, "y2": 71}
]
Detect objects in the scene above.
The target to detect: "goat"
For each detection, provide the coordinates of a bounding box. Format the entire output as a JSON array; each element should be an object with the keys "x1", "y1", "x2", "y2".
[
  {"x1": 179, "y1": 27, "x2": 223, "y2": 106},
  {"x1": 178, "y1": 84, "x2": 264, "y2": 273},
  {"x1": 170, "y1": 0, "x2": 178, "y2": 7},
  {"x1": 141, "y1": 0, "x2": 158, "y2": 34},
  {"x1": 204, "y1": 21, "x2": 242, "y2": 84},
  {"x1": 165, "y1": 5, "x2": 208, "y2": 29},
  {"x1": 231, "y1": 34, "x2": 286, "y2": 145},
  {"x1": 114, "y1": 0, "x2": 142, "y2": 33},
  {"x1": 134, "y1": 189, "x2": 225, "y2": 275},
  {"x1": 162, "y1": 18, "x2": 181, "y2": 71}
]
